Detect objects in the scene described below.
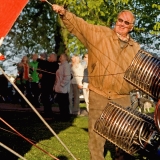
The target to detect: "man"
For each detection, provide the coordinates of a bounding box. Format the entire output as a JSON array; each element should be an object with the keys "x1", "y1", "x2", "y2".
[
  {"x1": 37, "y1": 53, "x2": 47, "y2": 70},
  {"x1": 52, "y1": 5, "x2": 140, "y2": 160},
  {"x1": 0, "y1": 74, "x2": 8, "y2": 102},
  {"x1": 40, "y1": 53, "x2": 59, "y2": 120}
]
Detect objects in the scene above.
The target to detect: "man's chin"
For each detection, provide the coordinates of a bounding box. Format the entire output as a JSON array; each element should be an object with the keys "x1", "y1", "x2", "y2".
[{"x1": 117, "y1": 31, "x2": 124, "y2": 35}]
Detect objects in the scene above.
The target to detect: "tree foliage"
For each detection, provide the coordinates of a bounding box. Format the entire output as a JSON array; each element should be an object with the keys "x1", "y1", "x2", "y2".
[
  {"x1": 1, "y1": 1, "x2": 65, "y2": 57},
  {"x1": 0, "y1": 0, "x2": 159, "y2": 58}
]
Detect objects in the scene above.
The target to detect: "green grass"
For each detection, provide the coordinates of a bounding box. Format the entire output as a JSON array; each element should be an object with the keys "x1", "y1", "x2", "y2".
[
  {"x1": 136, "y1": 106, "x2": 155, "y2": 114},
  {"x1": 1, "y1": 103, "x2": 90, "y2": 160},
  {"x1": 24, "y1": 116, "x2": 89, "y2": 160},
  {"x1": 0, "y1": 103, "x2": 159, "y2": 160}
]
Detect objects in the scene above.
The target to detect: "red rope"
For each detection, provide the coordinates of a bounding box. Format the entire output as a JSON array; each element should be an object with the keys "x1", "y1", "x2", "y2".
[{"x1": 0, "y1": 117, "x2": 59, "y2": 160}]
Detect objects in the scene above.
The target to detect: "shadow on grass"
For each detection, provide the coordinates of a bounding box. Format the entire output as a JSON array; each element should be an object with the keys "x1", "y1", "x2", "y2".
[
  {"x1": 1, "y1": 109, "x2": 159, "y2": 160},
  {"x1": 56, "y1": 155, "x2": 70, "y2": 160},
  {"x1": 0, "y1": 110, "x2": 77, "y2": 160}
]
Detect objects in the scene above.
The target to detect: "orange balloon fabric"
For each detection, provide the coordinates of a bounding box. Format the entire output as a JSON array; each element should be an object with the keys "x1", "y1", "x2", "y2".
[{"x1": 0, "y1": 0, "x2": 28, "y2": 37}]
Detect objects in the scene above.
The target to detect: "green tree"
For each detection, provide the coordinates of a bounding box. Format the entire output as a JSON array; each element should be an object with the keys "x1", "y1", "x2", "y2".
[
  {"x1": 0, "y1": 0, "x2": 159, "y2": 58},
  {"x1": 0, "y1": 1, "x2": 65, "y2": 57},
  {"x1": 53, "y1": 0, "x2": 159, "y2": 55}
]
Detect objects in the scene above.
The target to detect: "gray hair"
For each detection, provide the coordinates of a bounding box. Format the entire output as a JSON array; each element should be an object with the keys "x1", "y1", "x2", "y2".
[{"x1": 117, "y1": 10, "x2": 136, "y2": 24}]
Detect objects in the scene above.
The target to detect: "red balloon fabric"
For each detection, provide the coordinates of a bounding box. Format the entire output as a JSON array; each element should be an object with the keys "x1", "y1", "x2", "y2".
[
  {"x1": 0, "y1": 54, "x2": 5, "y2": 60},
  {"x1": 0, "y1": 0, "x2": 28, "y2": 38}
]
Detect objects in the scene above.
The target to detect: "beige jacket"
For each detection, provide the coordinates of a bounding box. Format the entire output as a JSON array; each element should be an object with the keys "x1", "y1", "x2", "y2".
[{"x1": 61, "y1": 11, "x2": 140, "y2": 99}]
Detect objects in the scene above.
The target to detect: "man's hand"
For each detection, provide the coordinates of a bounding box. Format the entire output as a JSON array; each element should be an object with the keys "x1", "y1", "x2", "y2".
[{"x1": 52, "y1": 4, "x2": 66, "y2": 15}]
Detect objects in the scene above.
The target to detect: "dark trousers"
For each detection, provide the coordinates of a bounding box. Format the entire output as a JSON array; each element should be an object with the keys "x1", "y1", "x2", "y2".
[
  {"x1": 41, "y1": 82, "x2": 54, "y2": 118},
  {"x1": 15, "y1": 81, "x2": 30, "y2": 107},
  {"x1": 30, "y1": 82, "x2": 40, "y2": 108},
  {"x1": 56, "y1": 92, "x2": 70, "y2": 121},
  {"x1": 88, "y1": 90, "x2": 132, "y2": 160}
]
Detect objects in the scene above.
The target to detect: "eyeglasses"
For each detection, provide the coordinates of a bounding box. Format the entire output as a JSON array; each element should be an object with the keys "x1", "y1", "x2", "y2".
[{"x1": 117, "y1": 18, "x2": 133, "y2": 25}]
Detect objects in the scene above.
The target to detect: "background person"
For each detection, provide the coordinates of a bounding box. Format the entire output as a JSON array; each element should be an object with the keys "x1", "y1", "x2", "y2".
[
  {"x1": 69, "y1": 54, "x2": 84, "y2": 115},
  {"x1": 52, "y1": 5, "x2": 140, "y2": 160},
  {"x1": 40, "y1": 53, "x2": 59, "y2": 120},
  {"x1": 15, "y1": 56, "x2": 31, "y2": 108},
  {"x1": 82, "y1": 53, "x2": 89, "y2": 112},
  {"x1": 37, "y1": 53, "x2": 48, "y2": 101},
  {"x1": 54, "y1": 53, "x2": 71, "y2": 121},
  {"x1": 37, "y1": 53, "x2": 47, "y2": 72}
]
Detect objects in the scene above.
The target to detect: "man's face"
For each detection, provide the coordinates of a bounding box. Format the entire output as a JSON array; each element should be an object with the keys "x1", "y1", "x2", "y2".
[
  {"x1": 32, "y1": 54, "x2": 38, "y2": 61},
  {"x1": 59, "y1": 54, "x2": 66, "y2": 62},
  {"x1": 71, "y1": 56, "x2": 76, "y2": 63},
  {"x1": 115, "y1": 11, "x2": 134, "y2": 37},
  {"x1": 22, "y1": 56, "x2": 28, "y2": 63},
  {"x1": 48, "y1": 54, "x2": 56, "y2": 62}
]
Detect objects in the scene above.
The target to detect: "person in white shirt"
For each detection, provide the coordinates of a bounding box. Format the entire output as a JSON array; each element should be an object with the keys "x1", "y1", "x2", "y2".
[
  {"x1": 69, "y1": 55, "x2": 84, "y2": 115},
  {"x1": 82, "y1": 54, "x2": 89, "y2": 112}
]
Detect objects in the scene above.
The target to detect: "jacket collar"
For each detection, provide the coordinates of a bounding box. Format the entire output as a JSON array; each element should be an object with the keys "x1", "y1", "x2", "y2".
[{"x1": 112, "y1": 30, "x2": 134, "y2": 46}]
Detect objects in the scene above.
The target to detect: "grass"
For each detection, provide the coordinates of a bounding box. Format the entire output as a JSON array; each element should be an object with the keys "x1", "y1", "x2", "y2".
[
  {"x1": 1, "y1": 103, "x2": 90, "y2": 160},
  {"x1": 0, "y1": 103, "x2": 159, "y2": 160},
  {"x1": 24, "y1": 116, "x2": 89, "y2": 160}
]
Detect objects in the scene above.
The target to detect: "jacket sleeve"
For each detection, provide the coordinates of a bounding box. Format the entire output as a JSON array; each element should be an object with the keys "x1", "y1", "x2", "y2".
[
  {"x1": 60, "y1": 63, "x2": 71, "y2": 87},
  {"x1": 61, "y1": 11, "x2": 108, "y2": 48}
]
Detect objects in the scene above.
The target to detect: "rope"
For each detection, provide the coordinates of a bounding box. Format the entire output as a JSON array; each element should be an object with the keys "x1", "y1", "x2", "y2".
[
  {"x1": 35, "y1": 67, "x2": 124, "y2": 77},
  {"x1": 0, "y1": 127, "x2": 54, "y2": 150},
  {"x1": 0, "y1": 67, "x2": 77, "y2": 160},
  {"x1": 0, "y1": 142, "x2": 27, "y2": 160},
  {"x1": 0, "y1": 117, "x2": 59, "y2": 160}
]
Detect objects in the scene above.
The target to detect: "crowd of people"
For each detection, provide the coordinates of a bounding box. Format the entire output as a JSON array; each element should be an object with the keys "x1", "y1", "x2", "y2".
[{"x1": 0, "y1": 52, "x2": 89, "y2": 121}]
